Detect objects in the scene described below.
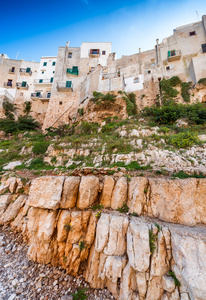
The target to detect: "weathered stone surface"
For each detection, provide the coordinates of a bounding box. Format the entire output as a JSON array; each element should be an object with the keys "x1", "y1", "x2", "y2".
[
  {"x1": 128, "y1": 177, "x2": 147, "y2": 215},
  {"x1": 28, "y1": 176, "x2": 65, "y2": 210},
  {"x1": 148, "y1": 178, "x2": 206, "y2": 225},
  {"x1": 61, "y1": 176, "x2": 80, "y2": 208},
  {"x1": 0, "y1": 194, "x2": 12, "y2": 217},
  {"x1": 127, "y1": 219, "x2": 150, "y2": 272},
  {"x1": 76, "y1": 176, "x2": 99, "y2": 209},
  {"x1": 162, "y1": 275, "x2": 176, "y2": 293},
  {"x1": 10, "y1": 204, "x2": 29, "y2": 233},
  {"x1": 0, "y1": 195, "x2": 27, "y2": 224},
  {"x1": 111, "y1": 177, "x2": 127, "y2": 209},
  {"x1": 100, "y1": 176, "x2": 115, "y2": 207}
]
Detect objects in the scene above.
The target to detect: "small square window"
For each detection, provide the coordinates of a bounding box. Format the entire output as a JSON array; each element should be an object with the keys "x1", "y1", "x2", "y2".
[
  {"x1": 52, "y1": 62, "x2": 56, "y2": 66},
  {"x1": 59, "y1": 101, "x2": 62, "y2": 105},
  {"x1": 42, "y1": 71, "x2": 44, "y2": 74},
  {"x1": 43, "y1": 62, "x2": 47, "y2": 66},
  {"x1": 202, "y1": 44, "x2": 206, "y2": 53},
  {"x1": 147, "y1": 70, "x2": 151, "y2": 74},
  {"x1": 166, "y1": 66, "x2": 170, "y2": 71},
  {"x1": 189, "y1": 31, "x2": 196, "y2": 36},
  {"x1": 170, "y1": 50, "x2": 176, "y2": 57},
  {"x1": 133, "y1": 77, "x2": 140, "y2": 83},
  {"x1": 102, "y1": 50, "x2": 106, "y2": 55},
  {"x1": 53, "y1": 71, "x2": 55, "y2": 73},
  {"x1": 50, "y1": 77, "x2": 53, "y2": 83},
  {"x1": 68, "y1": 52, "x2": 72, "y2": 58}
]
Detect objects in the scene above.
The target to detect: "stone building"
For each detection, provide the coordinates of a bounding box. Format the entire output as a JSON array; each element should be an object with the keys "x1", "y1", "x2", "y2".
[{"x1": 0, "y1": 15, "x2": 206, "y2": 128}]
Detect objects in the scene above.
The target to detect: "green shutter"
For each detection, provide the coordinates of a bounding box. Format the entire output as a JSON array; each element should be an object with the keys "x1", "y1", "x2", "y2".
[
  {"x1": 168, "y1": 51, "x2": 171, "y2": 58},
  {"x1": 39, "y1": 79, "x2": 43, "y2": 83},
  {"x1": 50, "y1": 77, "x2": 53, "y2": 83},
  {"x1": 43, "y1": 62, "x2": 47, "y2": 66},
  {"x1": 52, "y1": 62, "x2": 55, "y2": 66},
  {"x1": 22, "y1": 81, "x2": 27, "y2": 87},
  {"x1": 66, "y1": 81, "x2": 72, "y2": 88},
  {"x1": 36, "y1": 92, "x2": 41, "y2": 97},
  {"x1": 26, "y1": 67, "x2": 31, "y2": 73}
]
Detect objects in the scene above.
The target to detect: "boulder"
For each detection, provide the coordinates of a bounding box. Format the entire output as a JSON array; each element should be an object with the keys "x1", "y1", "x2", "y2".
[
  {"x1": 76, "y1": 176, "x2": 99, "y2": 209},
  {"x1": 100, "y1": 176, "x2": 115, "y2": 207},
  {"x1": 61, "y1": 176, "x2": 80, "y2": 208},
  {"x1": 128, "y1": 177, "x2": 147, "y2": 215},
  {"x1": 27, "y1": 176, "x2": 65, "y2": 210},
  {"x1": 111, "y1": 177, "x2": 127, "y2": 209}
]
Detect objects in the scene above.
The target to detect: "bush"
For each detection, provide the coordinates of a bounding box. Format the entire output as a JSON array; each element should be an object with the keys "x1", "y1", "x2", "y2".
[
  {"x1": 168, "y1": 131, "x2": 200, "y2": 148},
  {"x1": 181, "y1": 82, "x2": 192, "y2": 102},
  {"x1": 2, "y1": 100, "x2": 17, "y2": 120},
  {"x1": 169, "y1": 76, "x2": 182, "y2": 87},
  {"x1": 32, "y1": 141, "x2": 50, "y2": 154},
  {"x1": 172, "y1": 170, "x2": 205, "y2": 179},
  {"x1": 27, "y1": 158, "x2": 54, "y2": 170},
  {"x1": 160, "y1": 79, "x2": 179, "y2": 102},
  {"x1": 122, "y1": 92, "x2": 138, "y2": 116},
  {"x1": 77, "y1": 121, "x2": 99, "y2": 135},
  {"x1": 198, "y1": 78, "x2": 206, "y2": 85}
]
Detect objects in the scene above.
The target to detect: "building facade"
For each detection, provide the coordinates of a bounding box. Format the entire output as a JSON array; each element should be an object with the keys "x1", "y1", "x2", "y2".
[{"x1": 0, "y1": 15, "x2": 206, "y2": 128}]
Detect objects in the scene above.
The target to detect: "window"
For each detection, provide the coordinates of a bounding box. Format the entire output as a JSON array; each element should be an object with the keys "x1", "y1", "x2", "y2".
[
  {"x1": 42, "y1": 71, "x2": 44, "y2": 74},
  {"x1": 52, "y1": 62, "x2": 56, "y2": 66},
  {"x1": 39, "y1": 79, "x2": 43, "y2": 83},
  {"x1": 189, "y1": 31, "x2": 196, "y2": 36},
  {"x1": 53, "y1": 71, "x2": 55, "y2": 73},
  {"x1": 170, "y1": 50, "x2": 176, "y2": 57},
  {"x1": 90, "y1": 49, "x2": 100, "y2": 55},
  {"x1": 50, "y1": 77, "x2": 53, "y2": 83},
  {"x1": 22, "y1": 81, "x2": 27, "y2": 87},
  {"x1": 102, "y1": 50, "x2": 106, "y2": 55},
  {"x1": 133, "y1": 77, "x2": 140, "y2": 83},
  {"x1": 59, "y1": 101, "x2": 62, "y2": 105},
  {"x1": 68, "y1": 52, "x2": 72, "y2": 58},
  {"x1": 201, "y1": 44, "x2": 206, "y2": 53},
  {"x1": 11, "y1": 67, "x2": 15, "y2": 73},
  {"x1": 66, "y1": 81, "x2": 72, "y2": 88},
  {"x1": 26, "y1": 67, "x2": 31, "y2": 73},
  {"x1": 47, "y1": 92, "x2": 51, "y2": 98},
  {"x1": 43, "y1": 62, "x2": 47, "y2": 66},
  {"x1": 7, "y1": 79, "x2": 12, "y2": 87},
  {"x1": 146, "y1": 70, "x2": 151, "y2": 74},
  {"x1": 36, "y1": 92, "x2": 41, "y2": 97},
  {"x1": 158, "y1": 77, "x2": 161, "y2": 82},
  {"x1": 166, "y1": 66, "x2": 170, "y2": 71}
]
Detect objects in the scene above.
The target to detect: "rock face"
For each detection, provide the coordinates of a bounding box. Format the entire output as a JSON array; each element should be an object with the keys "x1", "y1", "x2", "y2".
[{"x1": 1, "y1": 174, "x2": 206, "y2": 300}]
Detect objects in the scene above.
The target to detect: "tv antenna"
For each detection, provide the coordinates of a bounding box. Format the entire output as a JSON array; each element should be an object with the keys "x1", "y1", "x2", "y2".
[{"x1": 196, "y1": 11, "x2": 200, "y2": 21}]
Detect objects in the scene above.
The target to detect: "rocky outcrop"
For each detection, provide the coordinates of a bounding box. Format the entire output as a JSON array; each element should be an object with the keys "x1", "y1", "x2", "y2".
[{"x1": 1, "y1": 174, "x2": 206, "y2": 300}]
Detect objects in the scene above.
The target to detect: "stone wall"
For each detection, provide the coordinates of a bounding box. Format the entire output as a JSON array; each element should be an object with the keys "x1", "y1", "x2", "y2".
[{"x1": 0, "y1": 175, "x2": 206, "y2": 299}]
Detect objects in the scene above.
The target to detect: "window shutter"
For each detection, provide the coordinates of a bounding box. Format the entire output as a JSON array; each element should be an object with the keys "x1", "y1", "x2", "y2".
[
  {"x1": 97, "y1": 49, "x2": 100, "y2": 54},
  {"x1": 50, "y1": 77, "x2": 53, "y2": 83},
  {"x1": 39, "y1": 79, "x2": 43, "y2": 83},
  {"x1": 66, "y1": 81, "x2": 72, "y2": 88},
  {"x1": 22, "y1": 81, "x2": 26, "y2": 87},
  {"x1": 90, "y1": 49, "x2": 93, "y2": 54},
  {"x1": 168, "y1": 51, "x2": 171, "y2": 58}
]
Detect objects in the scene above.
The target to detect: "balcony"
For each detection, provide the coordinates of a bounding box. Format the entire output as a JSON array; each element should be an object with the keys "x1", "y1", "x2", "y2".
[
  {"x1": 102, "y1": 72, "x2": 120, "y2": 80},
  {"x1": 9, "y1": 68, "x2": 15, "y2": 74},
  {"x1": 4, "y1": 82, "x2": 13, "y2": 88},
  {"x1": 67, "y1": 66, "x2": 79, "y2": 76},
  {"x1": 16, "y1": 82, "x2": 29, "y2": 90},
  {"x1": 34, "y1": 79, "x2": 53, "y2": 85},
  {"x1": 31, "y1": 92, "x2": 51, "y2": 101},
  {"x1": 57, "y1": 81, "x2": 73, "y2": 92},
  {"x1": 89, "y1": 49, "x2": 100, "y2": 58},
  {"x1": 20, "y1": 68, "x2": 32, "y2": 76},
  {"x1": 168, "y1": 50, "x2": 182, "y2": 62}
]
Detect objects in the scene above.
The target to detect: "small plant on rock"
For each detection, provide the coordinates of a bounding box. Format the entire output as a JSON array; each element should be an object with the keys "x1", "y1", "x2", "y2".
[
  {"x1": 149, "y1": 229, "x2": 157, "y2": 254},
  {"x1": 91, "y1": 204, "x2": 104, "y2": 211},
  {"x1": 79, "y1": 241, "x2": 86, "y2": 251},
  {"x1": 95, "y1": 211, "x2": 101, "y2": 218},
  {"x1": 64, "y1": 223, "x2": 73, "y2": 232},
  {"x1": 168, "y1": 270, "x2": 181, "y2": 287},
  {"x1": 155, "y1": 223, "x2": 161, "y2": 232},
  {"x1": 72, "y1": 287, "x2": 88, "y2": 300},
  {"x1": 131, "y1": 212, "x2": 138, "y2": 217},
  {"x1": 117, "y1": 202, "x2": 129, "y2": 213}
]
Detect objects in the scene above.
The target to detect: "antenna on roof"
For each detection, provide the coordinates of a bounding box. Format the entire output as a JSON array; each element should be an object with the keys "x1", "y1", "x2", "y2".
[
  {"x1": 16, "y1": 52, "x2": 21, "y2": 60},
  {"x1": 196, "y1": 11, "x2": 200, "y2": 21}
]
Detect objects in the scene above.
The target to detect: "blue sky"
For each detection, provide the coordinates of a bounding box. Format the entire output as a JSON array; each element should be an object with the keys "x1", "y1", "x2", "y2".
[{"x1": 0, "y1": 0, "x2": 205, "y2": 61}]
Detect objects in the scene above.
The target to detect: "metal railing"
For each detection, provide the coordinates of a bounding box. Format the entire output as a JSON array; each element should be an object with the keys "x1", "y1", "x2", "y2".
[
  {"x1": 102, "y1": 72, "x2": 121, "y2": 79},
  {"x1": 168, "y1": 50, "x2": 182, "y2": 60},
  {"x1": 67, "y1": 68, "x2": 79, "y2": 76},
  {"x1": 16, "y1": 82, "x2": 29, "y2": 89},
  {"x1": 4, "y1": 82, "x2": 13, "y2": 88},
  {"x1": 57, "y1": 82, "x2": 73, "y2": 91},
  {"x1": 31, "y1": 93, "x2": 51, "y2": 99},
  {"x1": 34, "y1": 79, "x2": 52, "y2": 84},
  {"x1": 19, "y1": 68, "x2": 32, "y2": 75}
]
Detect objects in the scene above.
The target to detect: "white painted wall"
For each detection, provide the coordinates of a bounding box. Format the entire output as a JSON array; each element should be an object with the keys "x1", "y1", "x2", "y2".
[
  {"x1": 125, "y1": 75, "x2": 144, "y2": 92},
  {"x1": 80, "y1": 43, "x2": 112, "y2": 66},
  {"x1": 37, "y1": 57, "x2": 57, "y2": 81}
]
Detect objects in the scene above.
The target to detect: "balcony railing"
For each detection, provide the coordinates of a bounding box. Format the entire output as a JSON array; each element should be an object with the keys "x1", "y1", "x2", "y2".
[
  {"x1": 4, "y1": 82, "x2": 13, "y2": 88},
  {"x1": 19, "y1": 68, "x2": 32, "y2": 75},
  {"x1": 67, "y1": 66, "x2": 79, "y2": 76},
  {"x1": 34, "y1": 79, "x2": 53, "y2": 84},
  {"x1": 9, "y1": 68, "x2": 15, "y2": 74},
  {"x1": 102, "y1": 72, "x2": 121, "y2": 80},
  {"x1": 168, "y1": 50, "x2": 182, "y2": 62},
  {"x1": 57, "y1": 81, "x2": 73, "y2": 92},
  {"x1": 16, "y1": 82, "x2": 29, "y2": 89},
  {"x1": 31, "y1": 92, "x2": 51, "y2": 100}
]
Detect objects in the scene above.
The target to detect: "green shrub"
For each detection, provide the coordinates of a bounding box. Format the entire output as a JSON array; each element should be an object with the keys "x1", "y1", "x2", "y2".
[
  {"x1": 168, "y1": 270, "x2": 181, "y2": 287},
  {"x1": 78, "y1": 108, "x2": 84, "y2": 116},
  {"x1": 160, "y1": 78, "x2": 179, "y2": 102},
  {"x1": 169, "y1": 76, "x2": 182, "y2": 86},
  {"x1": 172, "y1": 170, "x2": 205, "y2": 179},
  {"x1": 198, "y1": 78, "x2": 206, "y2": 85},
  {"x1": 168, "y1": 131, "x2": 199, "y2": 148},
  {"x1": 32, "y1": 141, "x2": 50, "y2": 154},
  {"x1": 149, "y1": 229, "x2": 157, "y2": 254},
  {"x1": 77, "y1": 121, "x2": 99, "y2": 135},
  {"x1": 2, "y1": 100, "x2": 17, "y2": 120},
  {"x1": 27, "y1": 158, "x2": 54, "y2": 170},
  {"x1": 23, "y1": 101, "x2": 32, "y2": 115},
  {"x1": 122, "y1": 92, "x2": 138, "y2": 116},
  {"x1": 181, "y1": 82, "x2": 192, "y2": 102},
  {"x1": 71, "y1": 287, "x2": 88, "y2": 300},
  {"x1": 117, "y1": 202, "x2": 129, "y2": 213}
]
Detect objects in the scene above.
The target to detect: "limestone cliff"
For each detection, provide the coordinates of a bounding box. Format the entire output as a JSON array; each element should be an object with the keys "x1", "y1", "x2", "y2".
[{"x1": 0, "y1": 175, "x2": 206, "y2": 300}]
